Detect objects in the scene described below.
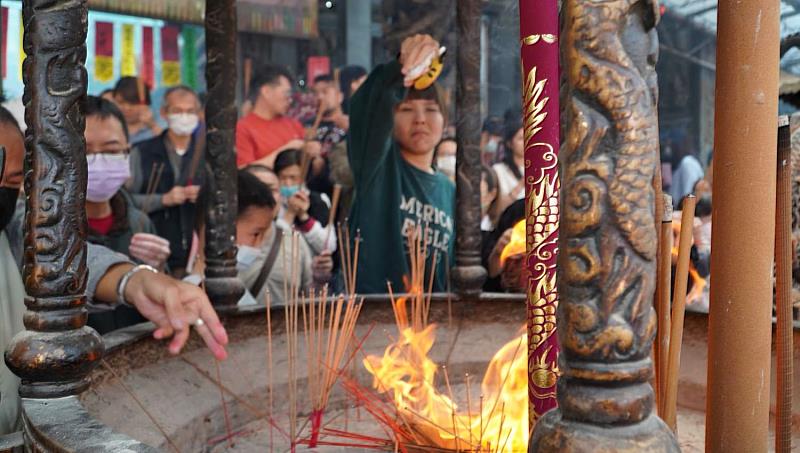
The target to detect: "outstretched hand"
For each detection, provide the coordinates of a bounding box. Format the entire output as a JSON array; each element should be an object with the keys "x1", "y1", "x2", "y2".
[{"x1": 124, "y1": 271, "x2": 229, "y2": 360}]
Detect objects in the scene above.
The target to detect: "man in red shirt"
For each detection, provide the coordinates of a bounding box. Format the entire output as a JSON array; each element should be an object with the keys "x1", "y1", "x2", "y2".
[{"x1": 236, "y1": 65, "x2": 320, "y2": 168}]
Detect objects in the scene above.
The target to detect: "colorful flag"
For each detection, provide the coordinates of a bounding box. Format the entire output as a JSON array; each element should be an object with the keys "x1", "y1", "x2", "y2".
[
  {"x1": 161, "y1": 25, "x2": 181, "y2": 86},
  {"x1": 181, "y1": 27, "x2": 198, "y2": 90},
  {"x1": 94, "y1": 21, "x2": 114, "y2": 83},
  {"x1": 120, "y1": 23, "x2": 136, "y2": 76},
  {"x1": 141, "y1": 26, "x2": 155, "y2": 89}
]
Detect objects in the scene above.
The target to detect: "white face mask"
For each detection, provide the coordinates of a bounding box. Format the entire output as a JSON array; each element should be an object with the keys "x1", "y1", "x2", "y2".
[
  {"x1": 167, "y1": 113, "x2": 199, "y2": 136},
  {"x1": 437, "y1": 155, "x2": 456, "y2": 177},
  {"x1": 236, "y1": 244, "x2": 263, "y2": 271},
  {"x1": 484, "y1": 139, "x2": 499, "y2": 154}
]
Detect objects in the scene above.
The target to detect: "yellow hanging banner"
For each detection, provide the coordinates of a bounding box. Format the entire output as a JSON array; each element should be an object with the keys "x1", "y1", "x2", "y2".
[
  {"x1": 94, "y1": 22, "x2": 114, "y2": 83},
  {"x1": 120, "y1": 24, "x2": 136, "y2": 76}
]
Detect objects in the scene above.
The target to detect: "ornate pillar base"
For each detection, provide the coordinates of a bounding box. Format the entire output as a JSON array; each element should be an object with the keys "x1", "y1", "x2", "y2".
[
  {"x1": 531, "y1": 411, "x2": 678, "y2": 452},
  {"x1": 451, "y1": 263, "x2": 487, "y2": 297},
  {"x1": 6, "y1": 324, "x2": 103, "y2": 398},
  {"x1": 204, "y1": 257, "x2": 245, "y2": 307}
]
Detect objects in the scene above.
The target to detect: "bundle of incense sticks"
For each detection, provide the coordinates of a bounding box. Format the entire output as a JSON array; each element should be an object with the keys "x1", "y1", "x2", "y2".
[
  {"x1": 388, "y1": 227, "x2": 438, "y2": 333},
  {"x1": 336, "y1": 221, "x2": 361, "y2": 295},
  {"x1": 138, "y1": 162, "x2": 165, "y2": 232},
  {"x1": 185, "y1": 125, "x2": 206, "y2": 186},
  {"x1": 302, "y1": 288, "x2": 364, "y2": 447},
  {"x1": 662, "y1": 194, "x2": 696, "y2": 431},
  {"x1": 281, "y1": 231, "x2": 303, "y2": 452}
]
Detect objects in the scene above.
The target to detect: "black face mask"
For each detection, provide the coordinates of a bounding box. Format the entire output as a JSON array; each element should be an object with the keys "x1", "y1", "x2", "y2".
[{"x1": 0, "y1": 187, "x2": 19, "y2": 232}]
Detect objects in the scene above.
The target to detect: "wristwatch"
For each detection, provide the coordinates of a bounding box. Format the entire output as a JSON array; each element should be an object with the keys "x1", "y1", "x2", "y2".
[{"x1": 116, "y1": 264, "x2": 158, "y2": 306}]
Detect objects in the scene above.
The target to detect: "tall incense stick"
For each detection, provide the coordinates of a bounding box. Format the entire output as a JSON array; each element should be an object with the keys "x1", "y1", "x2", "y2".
[
  {"x1": 664, "y1": 194, "x2": 696, "y2": 431},
  {"x1": 656, "y1": 194, "x2": 673, "y2": 417},
  {"x1": 775, "y1": 117, "x2": 793, "y2": 453}
]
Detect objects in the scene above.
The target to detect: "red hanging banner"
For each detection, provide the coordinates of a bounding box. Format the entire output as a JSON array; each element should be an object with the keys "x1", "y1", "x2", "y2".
[
  {"x1": 1, "y1": 8, "x2": 8, "y2": 78},
  {"x1": 161, "y1": 25, "x2": 181, "y2": 86},
  {"x1": 141, "y1": 26, "x2": 155, "y2": 88},
  {"x1": 94, "y1": 21, "x2": 114, "y2": 82},
  {"x1": 306, "y1": 56, "x2": 330, "y2": 85},
  {"x1": 519, "y1": 0, "x2": 560, "y2": 429}
]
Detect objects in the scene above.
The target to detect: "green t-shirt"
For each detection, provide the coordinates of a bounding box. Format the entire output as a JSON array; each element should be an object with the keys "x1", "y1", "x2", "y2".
[{"x1": 348, "y1": 61, "x2": 455, "y2": 294}]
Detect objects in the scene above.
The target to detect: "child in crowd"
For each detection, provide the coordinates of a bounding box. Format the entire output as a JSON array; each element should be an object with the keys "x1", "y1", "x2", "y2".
[
  {"x1": 246, "y1": 164, "x2": 335, "y2": 288},
  {"x1": 348, "y1": 34, "x2": 455, "y2": 293},
  {"x1": 273, "y1": 149, "x2": 336, "y2": 255},
  {"x1": 186, "y1": 170, "x2": 325, "y2": 306}
]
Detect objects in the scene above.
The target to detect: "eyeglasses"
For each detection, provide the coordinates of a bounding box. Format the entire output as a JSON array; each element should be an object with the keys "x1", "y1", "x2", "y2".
[
  {"x1": 87, "y1": 147, "x2": 130, "y2": 157},
  {"x1": 165, "y1": 108, "x2": 199, "y2": 115}
]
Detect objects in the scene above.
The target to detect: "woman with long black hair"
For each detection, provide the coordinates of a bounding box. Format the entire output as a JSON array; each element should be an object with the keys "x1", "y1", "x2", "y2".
[{"x1": 491, "y1": 119, "x2": 525, "y2": 221}]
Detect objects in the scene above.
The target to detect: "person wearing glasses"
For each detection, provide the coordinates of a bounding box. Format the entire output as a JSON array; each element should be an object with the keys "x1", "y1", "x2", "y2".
[
  {"x1": 84, "y1": 96, "x2": 172, "y2": 333},
  {"x1": 128, "y1": 86, "x2": 204, "y2": 277}
]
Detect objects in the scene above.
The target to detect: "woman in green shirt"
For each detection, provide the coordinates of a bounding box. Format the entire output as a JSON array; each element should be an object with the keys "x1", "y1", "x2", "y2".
[{"x1": 348, "y1": 34, "x2": 455, "y2": 294}]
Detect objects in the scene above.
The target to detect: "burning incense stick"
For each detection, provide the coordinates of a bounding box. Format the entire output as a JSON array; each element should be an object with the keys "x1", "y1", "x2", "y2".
[
  {"x1": 214, "y1": 359, "x2": 234, "y2": 449},
  {"x1": 775, "y1": 119, "x2": 793, "y2": 453},
  {"x1": 663, "y1": 194, "x2": 696, "y2": 431},
  {"x1": 101, "y1": 360, "x2": 181, "y2": 453},
  {"x1": 656, "y1": 194, "x2": 673, "y2": 417}
]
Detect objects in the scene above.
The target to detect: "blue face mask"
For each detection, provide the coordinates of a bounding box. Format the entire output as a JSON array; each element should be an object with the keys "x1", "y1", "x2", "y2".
[{"x1": 280, "y1": 185, "x2": 301, "y2": 199}]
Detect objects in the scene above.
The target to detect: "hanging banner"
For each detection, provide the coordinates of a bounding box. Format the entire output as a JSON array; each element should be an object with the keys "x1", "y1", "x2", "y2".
[
  {"x1": 94, "y1": 21, "x2": 114, "y2": 83},
  {"x1": 519, "y1": 0, "x2": 560, "y2": 429},
  {"x1": 120, "y1": 23, "x2": 136, "y2": 76},
  {"x1": 181, "y1": 27, "x2": 198, "y2": 90},
  {"x1": 2, "y1": 8, "x2": 8, "y2": 78},
  {"x1": 161, "y1": 25, "x2": 181, "y2": 86},
  {"x1": 307, "y1": 56, "x2": 330, "y2": 85},
  {"x1": 141, "y1": 26, "x2": 155, "y2": 89}
]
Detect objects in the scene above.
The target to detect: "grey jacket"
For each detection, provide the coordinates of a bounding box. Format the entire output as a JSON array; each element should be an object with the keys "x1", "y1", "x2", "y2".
[{"x1": 7, "y1": 199, "x2": 132, "y2": 308}]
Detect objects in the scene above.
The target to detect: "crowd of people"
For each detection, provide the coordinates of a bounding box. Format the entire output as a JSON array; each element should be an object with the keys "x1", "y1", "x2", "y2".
[{"x1": 0, "y1": 37, "x2": 541, "y2": 431}]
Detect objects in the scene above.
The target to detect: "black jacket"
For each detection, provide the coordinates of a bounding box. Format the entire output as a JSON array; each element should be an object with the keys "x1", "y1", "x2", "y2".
[{"x1": 131, "y1": 130, "x2": 205, "y2": 272}]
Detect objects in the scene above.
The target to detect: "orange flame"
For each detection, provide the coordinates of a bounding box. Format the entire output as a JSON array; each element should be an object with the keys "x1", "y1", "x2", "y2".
[
  {"x1": 671, "y1": 216, "x2": 707, "y2": 304},
  {"x1": 364, "y1": 323, "x2": 528, "y2": 452},
  {"x1": 500, "y1": 220, "x2": 527, "y2": 266}
]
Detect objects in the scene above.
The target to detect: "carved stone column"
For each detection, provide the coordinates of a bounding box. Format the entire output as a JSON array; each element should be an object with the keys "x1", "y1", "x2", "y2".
[
  {"x1": 451, "y1": 0, "x2": 487, "y2": 296},
  {"x1": 529, "y1": 0, "x2": 678, "y2": 450},
  {"x1": 204, "y1": 0, "x2": 245, "y2": 306},
  {"x1": 4, "y1": 0, "x2": 103, "y2": 398}
]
